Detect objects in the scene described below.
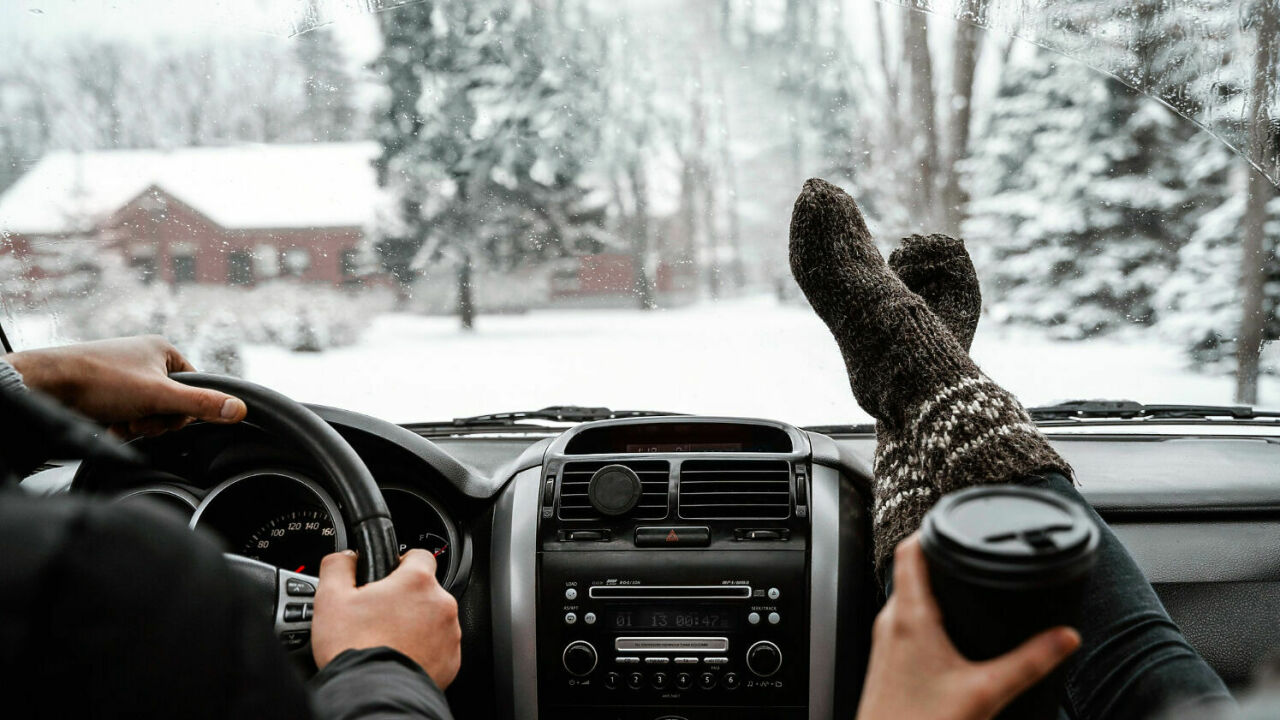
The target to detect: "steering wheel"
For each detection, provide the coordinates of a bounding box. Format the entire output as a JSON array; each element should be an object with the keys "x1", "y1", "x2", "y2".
[{"x1": 84, "y1": 373, "x2": 400, "y2": 647}]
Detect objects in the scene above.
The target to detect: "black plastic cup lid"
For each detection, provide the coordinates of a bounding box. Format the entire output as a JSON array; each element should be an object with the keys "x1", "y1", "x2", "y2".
[{"x1": 920, "y1": 485, "x2": 1100, "y2": 589}]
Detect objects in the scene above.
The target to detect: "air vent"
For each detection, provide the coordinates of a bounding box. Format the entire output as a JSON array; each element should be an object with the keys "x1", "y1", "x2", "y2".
[
  {"x1": 678, "y1": 459, "x2": 793, "y2": 520},
  {"x1": 558, "y1": 460, "x2": 670, "y2": 521}
]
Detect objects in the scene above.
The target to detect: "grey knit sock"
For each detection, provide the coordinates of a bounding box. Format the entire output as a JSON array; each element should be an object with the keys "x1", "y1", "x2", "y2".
[
  {"x1": 789, "y1": 178, "x2": 1071, "y2": 574},
  {"x1": 869, "y1": 233, "x2": 983, "y2": 573}
]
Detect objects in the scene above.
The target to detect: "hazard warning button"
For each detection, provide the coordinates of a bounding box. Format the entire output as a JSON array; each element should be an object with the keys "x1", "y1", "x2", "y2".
[{"x1": 634, "y1": 526, "x2": 711, "y2": 548}]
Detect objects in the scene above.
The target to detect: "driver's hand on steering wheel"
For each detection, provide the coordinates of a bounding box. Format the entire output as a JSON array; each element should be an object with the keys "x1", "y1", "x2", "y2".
[
  {"x1": 855, "y1": 534, "x2": 1081, "y2": 720},
  {"x1": 312, "y1": 548, "x2": 463, "y2": 690},
  {"x1": 6, "y1": 335, "x2": 247, "y2": 437}
]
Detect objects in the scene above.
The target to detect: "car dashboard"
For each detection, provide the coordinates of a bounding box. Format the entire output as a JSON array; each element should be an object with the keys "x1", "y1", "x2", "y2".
[{"x1": 26, "y1": 407, "x2": 1280, "y2": 719}]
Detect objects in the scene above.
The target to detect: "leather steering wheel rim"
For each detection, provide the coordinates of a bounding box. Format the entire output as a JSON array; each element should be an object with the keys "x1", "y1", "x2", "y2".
[{"x1": 169, "y1": 372, "x2": 399, "y2": 585}]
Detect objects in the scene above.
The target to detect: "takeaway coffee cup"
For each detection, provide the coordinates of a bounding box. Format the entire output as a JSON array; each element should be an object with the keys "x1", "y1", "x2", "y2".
[{"x1": 920, "y1": 485, "x2": 1101, "y2": 720}]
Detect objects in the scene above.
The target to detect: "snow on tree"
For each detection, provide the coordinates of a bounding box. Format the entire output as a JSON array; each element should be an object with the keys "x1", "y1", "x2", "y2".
[
  {"x1": 963, "y1": 49, "x2": 1191, "y2": 339},
  {"x1": 295, "y1": 25, "x2": 358, "y2": 142},
  {"x1": 372, "y1": 0, "x2": 612, "y2": 328}
]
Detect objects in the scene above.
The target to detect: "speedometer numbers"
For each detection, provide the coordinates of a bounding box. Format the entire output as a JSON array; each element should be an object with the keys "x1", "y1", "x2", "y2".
[{"x1": 243, "y1": 508, "x2": 337, "y2": 574}]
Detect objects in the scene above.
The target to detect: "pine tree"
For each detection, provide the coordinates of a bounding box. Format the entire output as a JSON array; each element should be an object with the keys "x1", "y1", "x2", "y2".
[
  {"x1": 964, "y1": 50, "x2": 1190, "y2": 338},
  {"x1": 295, "y1": 27, "x2": 356, "y2": 142},
  {"x1": 372, "y1": 0, "x2": 610, "y2": 328}
]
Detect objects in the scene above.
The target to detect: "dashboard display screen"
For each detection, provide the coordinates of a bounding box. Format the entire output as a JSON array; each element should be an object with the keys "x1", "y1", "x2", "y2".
[
  {"x1": 624, "y1": 442, "x2": 743, "y2": 453},
  {"x1": 608, "y1": 606, "x2": 738, "y2": 631}
]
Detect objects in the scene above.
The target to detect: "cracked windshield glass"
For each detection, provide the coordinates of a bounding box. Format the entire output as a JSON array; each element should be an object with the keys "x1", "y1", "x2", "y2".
[{"x1": 1, "y1": 0, "x2": 1279, "y2": 425}]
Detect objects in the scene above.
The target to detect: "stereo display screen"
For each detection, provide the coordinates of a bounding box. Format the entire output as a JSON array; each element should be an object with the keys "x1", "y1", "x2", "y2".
[{"x1": 608, "y1": 605, "x2": 738, "y2": 630}]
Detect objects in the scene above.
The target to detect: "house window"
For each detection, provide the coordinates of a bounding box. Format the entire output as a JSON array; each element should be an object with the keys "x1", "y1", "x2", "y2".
[
  {"x1": 283, "y1": 248, "x2": 311, "y2": 276},
  {"x1": 227, "y1": 250, "x2": 254, "y2": 286},
  {"x1": 340, "y1": 248, "x2": 359, "y2": 278},
  {"x1": 171, "y1": 254, "x2": 196, "y2": 284},
  {"x1": 131, "y1": 256, "x2": 157, "y2": 285}
]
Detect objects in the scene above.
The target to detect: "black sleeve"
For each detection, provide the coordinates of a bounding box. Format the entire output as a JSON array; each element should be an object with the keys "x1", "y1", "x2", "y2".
[
  {"x1": 0, "y1": 492, "x2": 314, "y2": 720},
  {"x1": 311, "y1": 648, "x2": 456, "y2": 720}
]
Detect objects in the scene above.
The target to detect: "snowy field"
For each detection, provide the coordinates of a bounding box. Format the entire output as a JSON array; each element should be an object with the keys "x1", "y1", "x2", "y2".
[{"x1": 218, "y1": 296, "x2": 1280, "y2": 427}]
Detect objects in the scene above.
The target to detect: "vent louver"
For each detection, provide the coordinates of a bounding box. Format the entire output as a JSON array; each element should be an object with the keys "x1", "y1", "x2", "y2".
[
  {"x1": 677, "y1": 459, "x2": 793, "y2": 520},
  {"x1": 557, "y1": 460, "x2": 670, "y2": 521}
]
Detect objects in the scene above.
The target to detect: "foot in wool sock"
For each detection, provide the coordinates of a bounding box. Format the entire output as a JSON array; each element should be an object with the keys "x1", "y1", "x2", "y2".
[
  {"x1": 871, "y1": 233, "x2": 983, "y2": 576},
  {"x1": 789, "y1": 178, "x2": 1071, "y2": 574}
]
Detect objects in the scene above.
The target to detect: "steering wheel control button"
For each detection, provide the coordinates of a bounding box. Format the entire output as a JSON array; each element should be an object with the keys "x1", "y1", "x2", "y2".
[
  {"x1": 562, "y1": 641, "x2": 598, "y2": 677},
  {"x1": 675, "y1": 672, "x2": 694, "y2": 690},
  {"x1": 564, "y1": 587, "x2": 578, "y2": 600},
  {"x1": 748, "y1": 612, "x2": 761, "y2": 625},
  {"x1": 768, "y1": 612, "x2": 781, "y2": 625},
  {"x1": 564, "y1": 612, "x2": 577, "y2": 625},
  {"x1": 584, "y1": 612, "x2": 597, "y2": 625},
  {"x1": 746, "y1": 641, "x2": 783, "y2": 677},
  {"x1": 302, "y1": 604, "x2": 314, "y2": 621},
  {"x1": 283, "y1": 603, "x2": 306, "y2": 622},
  {"x1": 698, "y1": 672, "x2": 717, "y2": 690},
  {"x1": 286, "y1": 579, "x2": 316, "y2": 596},
  {"x1": 588, "y1": 465, "x2": 643, "y2": 516},
  {"x1": 280, "y1": 630, "x2": 309, "y2": 650},
  {"x1": 604, "y1": 672, "x2": 620, "y2": 690},
  {"x1": 634, "y1": 526, "x2": 711, "y2": 548},
  {"x1": 767, "y1": 587, "x2": 781, "y2": 600},
  {"x1": 627, "y1": 672, "x2": 645, "y2": 690}
]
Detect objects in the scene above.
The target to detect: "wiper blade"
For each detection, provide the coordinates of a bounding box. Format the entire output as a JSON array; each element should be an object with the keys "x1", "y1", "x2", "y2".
[
  {"x1": 446, "y1": 406, "x2": 685, "y2": 427},
  {"x1": 1027, "y1": 400, "x2": 1280, "y2": 421}
]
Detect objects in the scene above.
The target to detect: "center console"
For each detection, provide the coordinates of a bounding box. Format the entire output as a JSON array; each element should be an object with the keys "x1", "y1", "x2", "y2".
[{"x1": 516, "y1": 418, "x2": 825, "y2": 720}]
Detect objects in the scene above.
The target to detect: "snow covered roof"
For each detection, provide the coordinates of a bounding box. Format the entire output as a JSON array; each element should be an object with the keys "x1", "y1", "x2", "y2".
[{"x1": 0, "y1": 142, "x2": 380, "y2": 235}]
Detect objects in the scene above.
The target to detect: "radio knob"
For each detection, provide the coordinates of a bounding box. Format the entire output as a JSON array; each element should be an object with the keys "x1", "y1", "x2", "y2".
[
  {"x1": 562, "y1": 641, "x2": 598, "y2": 677},
  {"x1": 746, "y1": 641, "x2": 782, "y2": 678},
  {"x1": 588, "y1": 465, "x2": 642, "y2": 516}
]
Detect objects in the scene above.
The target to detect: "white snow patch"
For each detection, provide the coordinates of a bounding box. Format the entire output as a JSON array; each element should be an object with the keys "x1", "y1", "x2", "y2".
[{"x1": 226, "y1": 297, "x2": 1278, "y2": 426}]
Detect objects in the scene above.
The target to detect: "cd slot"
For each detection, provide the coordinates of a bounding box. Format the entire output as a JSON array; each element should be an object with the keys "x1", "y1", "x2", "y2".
[{"x1": 588, "y1": 585, "x2": 752, "y2": 600}]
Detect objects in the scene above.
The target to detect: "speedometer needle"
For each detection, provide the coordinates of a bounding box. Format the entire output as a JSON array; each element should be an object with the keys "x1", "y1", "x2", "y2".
[{"x1": 294, "y1": 565, "x2": 306, "y2": 573}]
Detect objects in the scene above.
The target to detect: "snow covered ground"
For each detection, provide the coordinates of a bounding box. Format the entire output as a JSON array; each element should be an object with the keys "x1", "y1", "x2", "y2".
[{"x1": 224, "y1": 296, "x2": 1278, "y2": 426}]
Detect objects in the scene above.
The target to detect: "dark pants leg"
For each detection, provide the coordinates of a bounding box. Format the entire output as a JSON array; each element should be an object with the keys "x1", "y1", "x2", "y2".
[{"x1": 1020, "y1": 472, "x2": 1234, "y2": 720}]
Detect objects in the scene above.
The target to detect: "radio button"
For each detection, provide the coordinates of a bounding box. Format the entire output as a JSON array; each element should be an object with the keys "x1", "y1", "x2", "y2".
[
  {"x1": 564, "y1": 588, "x2": 578, "y2": 600},
  {"x1": 703, "y1": 656, "x2": 729, "y2": 665},
  {"x1": 768, "y1": 587, "x2": 781, "y2": 600},
  {"x1": 563, "y1": 641, "x2": 598, "y2": 677},
  {"x1": 651, "y1": 671, "x2": 669, "y2": 689},
  {"x1": 698, "y1": 672, "x2": 717, "y2": 690},
  {"x1": 768, "y1": 612, "x2": 781, "y2": 625},
  {"x1": 673, "y1": 657, "x2": 700, "y2": 665},
  {"x1": 604, "y1": 672, "x2": 620, "y2": 690},
  {"x1": 644, "y1": 657, "x2": 670, "y2": 665},
  {"x1": 584, "y1": 612, "x2": 597, "y2": 625},
  {"x1": 564, "y1": 612, "x2": 577, "y2": 625},
  {"x1": 747, "y1": 612, "x2": 761, "y2": 625},
  {"x1": 627, "y1": 672, "x2": 645, "y2": 690},
  {"x1": 723, "y1": 672, "x2": 741, "y2": 690},
  {"x1": 615, "y1": 656, "x2": 641, "y2": 664},
  {"x1": 675, "y1": 672, "x2": 694, "y2": 690}
]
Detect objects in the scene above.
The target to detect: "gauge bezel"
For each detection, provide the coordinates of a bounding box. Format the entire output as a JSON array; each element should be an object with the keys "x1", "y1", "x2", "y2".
[
  {"x1": 114, "y1": 484, "x2": 201, "y2": 520},
  {"x1": 381, "y1": 485, "x2": 463, "y2": 590},
  {"x1": 190, "y1": 469, "x2": 349, "y2": 560}
]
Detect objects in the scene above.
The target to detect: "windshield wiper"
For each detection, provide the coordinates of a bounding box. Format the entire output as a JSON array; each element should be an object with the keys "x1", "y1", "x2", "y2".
[
  {"x1": 1027, "y1": 400, "x2": 1280, "y2": 421},
  {"x1": 443, "y1": 406, "x2": 685, "y2": 427}
]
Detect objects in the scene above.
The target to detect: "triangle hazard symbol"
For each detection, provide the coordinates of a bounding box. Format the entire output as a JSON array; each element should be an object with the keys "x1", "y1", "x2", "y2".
[{"x1": 666, "y1": 530, "x2": 680, "y2": 542}]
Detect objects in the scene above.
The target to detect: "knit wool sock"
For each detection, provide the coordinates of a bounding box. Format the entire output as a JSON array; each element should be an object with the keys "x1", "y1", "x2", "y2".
[
  {"x1": 789, "y1": 178, "x2": 1071, "y2": 574},
  {"x1": 870, "y1": 233, "x2": 983, "y2": 574}
]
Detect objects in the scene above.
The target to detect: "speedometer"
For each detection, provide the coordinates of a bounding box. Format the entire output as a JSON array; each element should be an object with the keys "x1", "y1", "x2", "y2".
[{"x1": 243, "y1": 508, "x2": 338, "y2": 575}]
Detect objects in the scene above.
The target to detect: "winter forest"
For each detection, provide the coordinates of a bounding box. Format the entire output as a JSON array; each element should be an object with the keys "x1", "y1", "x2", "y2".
[{"x1": 1, "y1": 0, "x2": 1279, "y2": 422}]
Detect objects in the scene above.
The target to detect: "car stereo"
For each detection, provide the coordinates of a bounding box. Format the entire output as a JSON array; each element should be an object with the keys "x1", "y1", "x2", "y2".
[{"x1": 534, "y1": 419, "x2": 812, "y2": 720}]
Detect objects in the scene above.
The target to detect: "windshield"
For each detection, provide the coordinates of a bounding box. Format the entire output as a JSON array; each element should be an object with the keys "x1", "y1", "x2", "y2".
[{"x1": 2, "y1": 0, "x2": 1278, "y2": 426}]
